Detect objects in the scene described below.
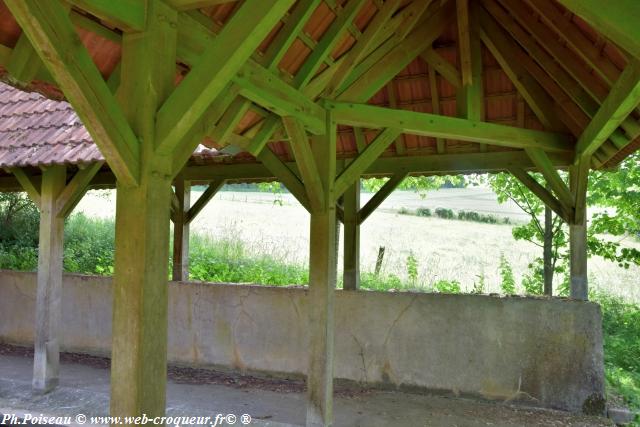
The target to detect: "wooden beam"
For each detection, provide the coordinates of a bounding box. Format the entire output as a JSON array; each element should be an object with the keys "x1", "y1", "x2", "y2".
[
  {"x1": 338, "y1": 1, "x2": 454, "y2": 102},
  {"x1": 257, "y1": 148, "x2": 311, "y2": 211},
  {"x1": 171, "y1": 177, "x2": 190, "y2": 281},
  {"x1": 284, "y1": 117, "x2": 324, "y2": 212},
  {"x1": 357, "y1": 170, "x2": 407, "y2": 224},
  {"x1": 246, "y1": 116, "x2": 282, "y2": 157},
  {"x1": 576, "y1": 59, "x2": 640, "y2": 159},
  {"x1": 556, "y1": 0, "x2": 640, "y2": 61},
  {"x1": 421, "y1": 48, "x2": 462, "y2": 89},
  {"x1": 170, "y1": 84, "x2": 241, "y2": 176},
  {"x1": 184, "y1": 178, "x2": 225, "y2": 224},
  {"x1": 55, "y1": 162, "x2": 104, "y2": 219},
  {"x1": 10, "y1": 167, "x2": 41, "y2": 206},
  {"x1": 32, "y1": 165, "x2": 66, "y2": 393},
  {"x1": 5, "y1": 34, "x2": 40, "y2": 84},
  {"x1": 524, "y1": 0, "x2": 620, "y2": 86},
  {"x1": 428, "y1": 66, "x2": 446, "y2": 154},
  {"x1": 110, "y1": 0, "x2": 177, "y2": 419},
  {"x1": 234, "y1": 61, "x2": 325, "y2": 134},
  {"x1": 209, "y1": 97, "x2": 251, "y2": 147},
  {"x1": 5, "y1": 0, "x2": 141, "y2": 186},
  {"x1": 342, "y1": 180, "x2": 360, "y2": 290},
  {"x1": 326, "y1": 101, "x2": 574, "y2": 152},
  {"x1": 156, "y1": 0, "x2": 293, "y2": 154},
  {"x1": 306, "y1": 108, "x2": 337, "y2": 426},
  {"x1": 167, "y1": 0, "x2": 236, "y2": 11},
  {"x1": 458, "y1": 0, "x2": 484, "y2": 150},
  {"x1": 262, "y1": 0, "x2": 321, "y2": 71},
  {"x1": 509, "y1": 167, "x2": 572, "y2": 223},
  {"x1": 66, "y1": 0, "x2": 146, "y2": 32},
  {"x1": 294, "y1": 0, "x2": 367, "y2": 89},
  {"x1": 334, "y1": 128, "x2": 401, "y2": 198},
  {"x1": 478, "y1": 10, "x2": 567, "y2": 132},
  {"x1": 457, "y1": 0, "x2": 473, "y2": 86},
  {"x1": 325, "y1": 0, "x2": 402, "y2": 96},
  {"x1": 525, "y1": 148, "x2": 574, "y2": 210}
]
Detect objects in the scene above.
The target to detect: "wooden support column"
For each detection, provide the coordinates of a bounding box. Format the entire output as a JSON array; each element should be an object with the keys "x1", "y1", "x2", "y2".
[
  {"x1": 32, "y1": 165, "x2": 66, "y2": 393},
  {"x1": 342, "y1": 181, "x2": 360, "y2": 290},
  {"x1": 172, "y1": 178, "x2": 191, "y2": 281},
  {"x1": 569, "y1": 164, "x2": 589, "y2": 300},
  {"x1": 110, "y1": 0, "x2": 177, "y2": 418},
  {"x1": 306, "y1": 110, "x2": 337, "y2": 427}
]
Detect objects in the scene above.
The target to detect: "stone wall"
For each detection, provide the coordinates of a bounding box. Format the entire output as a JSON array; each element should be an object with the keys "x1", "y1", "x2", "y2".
[{"x1": 0, "y1": 270, "x2": 605, "y2": 412}]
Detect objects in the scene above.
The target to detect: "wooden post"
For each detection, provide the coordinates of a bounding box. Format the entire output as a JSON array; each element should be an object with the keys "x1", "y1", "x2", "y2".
[
  {"x1": 342, "y1": 181, "x2": 360, "y2": 290},
  {"x1": 569, "y1": 165, "x2": 588, "y2": 300},
  {"x1": 110, "y1": 0, "x2": 177, "y2": 417},
  {"x1": 172, "y1": 178, "x2": 191, "y2": 281},
  {"x1": 306, "y1": 111, "x2": 337, "y2": 427},
  {"x1": 32, "y1": 165, "x2": 66, "y2": 393},
  {"x1": 111, "y1": 170, "x2": 173, "y2": 416}
]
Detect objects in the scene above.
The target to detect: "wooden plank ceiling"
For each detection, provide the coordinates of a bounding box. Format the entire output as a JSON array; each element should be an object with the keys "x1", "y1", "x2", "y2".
[{"x1": 0, "y1": 0, "x2": 638, "y2": 174}]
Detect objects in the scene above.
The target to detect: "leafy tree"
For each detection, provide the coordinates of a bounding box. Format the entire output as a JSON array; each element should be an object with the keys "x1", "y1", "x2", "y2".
[
  {"x1": 488, "y1": 152, "x2": 640, "y2": 295},
  {"x1": 488, "y1": 173, "x2": 567, "y2": 295}
]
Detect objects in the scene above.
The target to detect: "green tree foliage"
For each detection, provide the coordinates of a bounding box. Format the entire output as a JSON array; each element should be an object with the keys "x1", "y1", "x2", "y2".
[
  {"x1": 487, "y1": 172, "x2": 567, "y2": 294},
  {"x1": 361, "y1": 175, "x2": 465, "y2": 197},
  {"x1": 589, "y1": 152, "x2": 640, "y2": 268},
  {"x1": 499, "y1": 254, "x2": 516, "y2": 294}
]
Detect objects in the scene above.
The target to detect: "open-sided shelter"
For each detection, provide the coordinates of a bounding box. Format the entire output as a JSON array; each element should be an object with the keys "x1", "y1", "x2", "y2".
[{"x1": 0, "y1": 0, "x2": 639, "y2": 425}]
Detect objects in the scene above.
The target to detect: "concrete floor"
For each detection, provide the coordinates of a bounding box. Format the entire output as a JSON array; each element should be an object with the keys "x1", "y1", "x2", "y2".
[{"x1": 0, "y1": 354, "x2": 613, "y2": 427}]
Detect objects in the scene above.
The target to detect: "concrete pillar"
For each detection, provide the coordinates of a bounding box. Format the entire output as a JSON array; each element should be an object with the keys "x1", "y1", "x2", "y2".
[
  {"x1": 172, "y1": 178, "x2": 191, "y2": 281},
  {"x1": 307, "y1": 209, "x2": 337, "y2": 427},
  {"x1": 32, "y1": 165, "x2": 66, "y2": 393},
  {"x1": 111, "y1": 170, "x2": 173, "y2": 417},
  {"x1": 342, "y1": 182, "x2": 360, "y2": 290}
]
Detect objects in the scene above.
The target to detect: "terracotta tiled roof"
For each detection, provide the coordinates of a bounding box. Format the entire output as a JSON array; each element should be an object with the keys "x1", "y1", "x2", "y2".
[
  {"x1": 0, "y1": 82, "x2": 223, "y2": 169},
  {"x1": 0, "y1": 82, "x2": 99, "y2": 168}
]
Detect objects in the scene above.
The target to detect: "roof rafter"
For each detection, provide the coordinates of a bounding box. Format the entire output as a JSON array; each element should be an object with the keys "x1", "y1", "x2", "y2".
[
  {"x1": 576, "y1": 59, "x2": 640, "y2": 160},
  {"x1": 325, "y1": 0, "x2": 403, "y2": 96},
  {"x1": 556, "y1": 0, "x2": 640, "y2": 61},
  {"x1": 478, "y1": 8, "x2": 566, "y2": 132},
  {"x1": 325, "y1": 101, "x2": 574, "y2": 152},
  {"x1": 67, "y1": 0, "x2": 146, "y2": 32},
  {"x1": 156, "y1": 0, "x2": 294, "y2": 155},
  {"x1": 338, "y1": 0, "x2": 455, "y2": 102},
  {"x1": 294, "y1": 0, "x2": 367, "y2": 89}
]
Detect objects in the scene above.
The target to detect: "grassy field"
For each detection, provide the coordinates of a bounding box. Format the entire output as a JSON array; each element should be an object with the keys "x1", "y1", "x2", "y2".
[{"x1": 76, "y1": 187, "x2": 640, "y2": 302}]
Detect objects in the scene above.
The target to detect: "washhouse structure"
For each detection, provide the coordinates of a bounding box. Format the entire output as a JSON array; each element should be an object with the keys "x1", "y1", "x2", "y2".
[{"x1": 0, "y1": 0, "x2": 639, "y2": 426}]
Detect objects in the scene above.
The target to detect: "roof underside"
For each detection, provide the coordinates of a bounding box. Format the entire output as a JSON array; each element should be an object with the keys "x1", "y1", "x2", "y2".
[{"x1": 0, "y1": 0, "x2": 638, "y2": 183}]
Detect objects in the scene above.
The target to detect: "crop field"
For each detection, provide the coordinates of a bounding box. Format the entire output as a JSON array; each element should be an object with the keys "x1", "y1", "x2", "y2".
[{"x1": 76, "y1": 187, "x2": 640, "y2": 303}]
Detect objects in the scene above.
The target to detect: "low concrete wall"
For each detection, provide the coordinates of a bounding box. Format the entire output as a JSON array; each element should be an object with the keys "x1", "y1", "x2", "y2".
[{"x1": 0, "y1": 270, "x2": 604, "y2": 413}]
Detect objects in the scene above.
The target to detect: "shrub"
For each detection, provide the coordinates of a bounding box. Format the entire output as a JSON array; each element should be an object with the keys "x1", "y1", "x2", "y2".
[
  {"x1": 406, "y1": 252, "x2": 418, "y2": 283},
  {"x1": 416, "y1": 207, "x2": 431, "y2": 217},
  {"x1": 398, "y1": 207, "x2": 411, "y2": 215},
  {"x1": 433, "y1": 279, "x2": 461, "y2": 293},
  {"x1": 499, "y1": 254, "x2": 516, "y2": 294},
  {"x1": 434, "y1": 207, "x2": 454, "y2": 219}
]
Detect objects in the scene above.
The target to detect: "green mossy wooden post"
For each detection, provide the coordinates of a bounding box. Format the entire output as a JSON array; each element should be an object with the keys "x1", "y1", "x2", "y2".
[
  {"x1": 110, "y1": 0, "x2": 177, "y2": 417},
  {"x1": 342, "y1": 181, "x2": 360, "y2": 290},
  {"x1": 306, "y1": 110, "x2": 337, "y2": 427},
  {"x1": 569, "y1": 164, "x2": 588, "y2": 300},
  {"x1": 32, "y1": 165, "x2": 66, "y2": 393},
  {"x1": 172, "y1": 177, "x2": 191, "y2": 281}
]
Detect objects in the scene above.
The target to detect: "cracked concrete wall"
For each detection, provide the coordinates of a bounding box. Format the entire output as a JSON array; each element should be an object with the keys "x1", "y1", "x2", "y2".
[{"x1": 0, "y1": 271, "x2": 604, "y2": 413}]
